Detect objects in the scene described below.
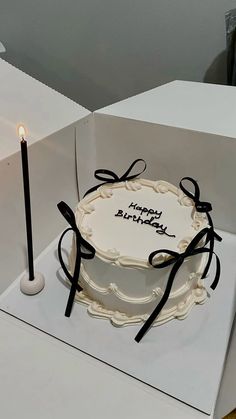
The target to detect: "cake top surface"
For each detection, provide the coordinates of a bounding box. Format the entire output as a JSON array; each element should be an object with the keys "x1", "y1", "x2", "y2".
[{"x1": 76, "y1": 179, "x2": 208, "y2": 267}]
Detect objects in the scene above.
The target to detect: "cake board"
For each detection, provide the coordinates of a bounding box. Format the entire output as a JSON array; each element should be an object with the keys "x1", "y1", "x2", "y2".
[{"x1": 0, "y1": 229, "x2": 235, "y2": 416}]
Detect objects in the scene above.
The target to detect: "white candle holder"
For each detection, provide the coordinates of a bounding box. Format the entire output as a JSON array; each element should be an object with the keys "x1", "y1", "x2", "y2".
[{"x1": 20, "y1": 272, "x2": 45, "y2": 295}]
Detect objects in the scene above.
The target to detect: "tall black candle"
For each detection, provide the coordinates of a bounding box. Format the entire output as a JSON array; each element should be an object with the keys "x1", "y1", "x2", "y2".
[{"x1": 19, "y1": 126, "x2": 34, "y2": 281}]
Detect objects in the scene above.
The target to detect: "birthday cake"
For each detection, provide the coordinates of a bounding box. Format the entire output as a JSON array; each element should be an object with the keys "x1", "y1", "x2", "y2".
[{"x1": 68, "y1": 176, "x2": 214, "y2": 330}]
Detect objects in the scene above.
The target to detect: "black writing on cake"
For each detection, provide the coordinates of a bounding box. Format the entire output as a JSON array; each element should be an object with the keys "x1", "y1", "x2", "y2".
[
  {"x1": 114, "y1": 202, "x2": 176, "y2": 238},
  {"x1": 128, "y1": 202, "x2": 162, "y2": 218}
]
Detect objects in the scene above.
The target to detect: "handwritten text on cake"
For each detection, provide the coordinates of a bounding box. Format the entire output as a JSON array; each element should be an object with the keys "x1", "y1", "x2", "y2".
[{"x1": 114, "y1": 202, "x2": 176, "y2": 237}]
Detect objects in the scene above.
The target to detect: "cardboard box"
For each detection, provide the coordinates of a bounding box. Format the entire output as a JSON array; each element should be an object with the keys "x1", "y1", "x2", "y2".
[{"x1": 75, "y1": 80, "x2": 236, "y2": 417}]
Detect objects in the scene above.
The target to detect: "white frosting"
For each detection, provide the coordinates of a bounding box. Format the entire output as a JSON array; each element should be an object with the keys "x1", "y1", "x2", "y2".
[{"x1": 70, "y1": 179, "x2": 209, "y2": 326}]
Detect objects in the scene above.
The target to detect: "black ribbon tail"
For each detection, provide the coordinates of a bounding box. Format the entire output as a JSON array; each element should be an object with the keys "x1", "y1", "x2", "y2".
[
  {"x1": 65, "y1": 237, "x2": 82, "y2": 317},
  {"x1": 214, "y1": 231, "x2": 222, "y2": 242},
  {"x1": 135, "y1": 261, "x2": 181, "y2": 343},
  {"x1": 57, "y1": 227, "x2": 82, "y2": 292},
  {"x1": 202, "y1": 215, "x2": 222, "y2": 280},
  {"x1": 202, "y1": 226, "x2": 214, "y2": 280},
  {"x1": 179, "y1": 177, "x2": 222, "y2": 281},
  {"x1": 58, "y1": 228, "x2": 83, "y2": 318},
  {"x1": 65, "y1": 276, "x2": 80, "y2": 317},
  {"x1": 57, "y1": 201, "x2": 95, "y2": 318},
  {"x1": 135, "y1": 226, "x2": 221, "y2": 342},
  {"x1": 210, "y1": 253, "x2": 221, "y2": 290}
]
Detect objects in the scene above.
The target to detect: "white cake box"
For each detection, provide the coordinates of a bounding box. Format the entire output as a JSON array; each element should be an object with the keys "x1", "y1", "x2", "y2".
[
  {"x1": 74, "y1": 81, "x2": 236, "y2": 418},
  {"x1": 0, "y1": 59, "x2": 236, "y2": 418}
]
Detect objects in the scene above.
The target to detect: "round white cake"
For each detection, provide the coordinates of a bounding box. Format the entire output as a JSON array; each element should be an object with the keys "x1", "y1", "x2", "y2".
[{"x1": 69, "y1": 178, "x2": 209, "y2": 326}]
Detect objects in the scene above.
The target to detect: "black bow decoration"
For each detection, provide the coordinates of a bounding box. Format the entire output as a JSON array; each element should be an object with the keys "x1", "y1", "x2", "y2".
[
  {"x1": 57, "y1": 201, "x2": 95, "y2": 317},
  {"x1": 179, "y1": 177, "x2": 222, "y2": 277},
  {"x1": 135, "y1": 177, "x2": 222, "y2": 343},
  {"x1": 135, "y1": 227, "x2": 221, "y2": 343},
  {"x1": 84, "y1": 158, "x2": 147, "y2": 197}
]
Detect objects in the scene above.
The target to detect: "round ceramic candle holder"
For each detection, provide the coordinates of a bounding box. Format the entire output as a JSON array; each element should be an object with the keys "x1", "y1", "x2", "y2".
[{"x1": 20, "y1": 272, "x2": 45, "y2": 295}]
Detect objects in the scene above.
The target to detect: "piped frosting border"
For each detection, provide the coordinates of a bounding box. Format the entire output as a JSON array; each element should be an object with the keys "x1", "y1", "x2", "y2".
[{"x1": 75, "y1": 179, "x2": 208, "y2": 269}]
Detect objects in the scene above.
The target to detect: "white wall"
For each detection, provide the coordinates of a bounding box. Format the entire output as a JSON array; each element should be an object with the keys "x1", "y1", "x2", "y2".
[{"x1": 0, "y1": 0, "x2": 235, "y2": 110}]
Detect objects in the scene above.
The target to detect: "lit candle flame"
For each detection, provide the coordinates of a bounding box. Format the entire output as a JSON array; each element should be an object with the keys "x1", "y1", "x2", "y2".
[{"x1": 18, "y1": 125, "x2": 26, "y2": 141}]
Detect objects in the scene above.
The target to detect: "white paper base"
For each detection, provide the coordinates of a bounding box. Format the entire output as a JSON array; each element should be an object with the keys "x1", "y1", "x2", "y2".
[{"x1": 0, "y1": 229, "x2": 235, "y2": 415}]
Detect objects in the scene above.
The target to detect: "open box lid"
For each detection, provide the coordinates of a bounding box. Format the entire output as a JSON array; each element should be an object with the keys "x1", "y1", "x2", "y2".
[
  {"x1": 0, "y1": 58, "x2": 91, "y2": 290},
  {"x1": 96, "y1": 80, "x2": 236, "y2": 139},
  {"x1": 0, "y1": 57, "x2": 90, "y2": 160}
]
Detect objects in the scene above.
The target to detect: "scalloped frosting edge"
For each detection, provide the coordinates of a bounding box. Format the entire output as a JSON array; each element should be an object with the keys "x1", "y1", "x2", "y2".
[
  {"x1": 74, "y1": 179, "x2": 208, "y2": 268},
  {"x1": 74, "y1": 285, "x2": 207, "y2": 327},
  {"x1": 80, "y1": 264, "x2": 203, "y2": 303}
]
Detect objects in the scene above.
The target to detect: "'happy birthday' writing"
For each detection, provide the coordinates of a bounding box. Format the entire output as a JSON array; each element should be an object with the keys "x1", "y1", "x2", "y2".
[{"x1": 114, "y1": 202, "x2": 176, "y2": 238}]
